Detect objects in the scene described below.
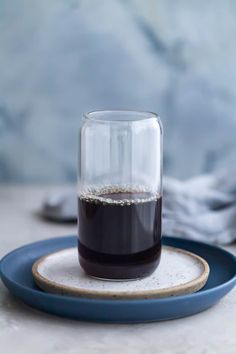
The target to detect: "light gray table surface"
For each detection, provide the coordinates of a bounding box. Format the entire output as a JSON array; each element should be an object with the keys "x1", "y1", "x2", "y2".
[{"x1": 0, "y1": 185, "x2": 235, "y2": 354}]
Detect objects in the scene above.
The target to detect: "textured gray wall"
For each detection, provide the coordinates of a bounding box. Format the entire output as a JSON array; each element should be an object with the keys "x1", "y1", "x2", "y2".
[{"x1": 0, "y1": 0, "x2": 236, "y2": 182}]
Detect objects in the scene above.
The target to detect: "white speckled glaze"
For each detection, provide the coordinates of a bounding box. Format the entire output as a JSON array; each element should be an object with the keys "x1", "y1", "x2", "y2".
[{"x1": 32, "y1": 246, "x2": 209, "y2": 299}]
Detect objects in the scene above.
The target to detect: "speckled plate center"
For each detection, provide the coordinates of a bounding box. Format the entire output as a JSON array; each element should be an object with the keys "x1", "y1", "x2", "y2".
[{"x1": 32, "y1": 246, "x2": 209, "y2": 299}]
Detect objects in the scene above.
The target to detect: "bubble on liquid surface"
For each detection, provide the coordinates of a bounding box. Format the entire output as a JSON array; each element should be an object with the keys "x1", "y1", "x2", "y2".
[{"x1": 79, "y1": 185, "x2": 161, "y2": 205}]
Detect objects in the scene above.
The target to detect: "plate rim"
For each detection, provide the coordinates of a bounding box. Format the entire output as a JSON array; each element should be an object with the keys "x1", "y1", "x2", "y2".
[
  {"x1": 32, "y1": 246, "x2": 210, "y2": 299},
  {"x1": 1, "y1": 235, "x2": 236, "y2": 305}
]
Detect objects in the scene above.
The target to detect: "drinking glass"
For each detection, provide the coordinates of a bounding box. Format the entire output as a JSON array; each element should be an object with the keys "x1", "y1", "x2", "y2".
[{"x1": 78, "y1": 110, "x2": 163, "y2": 280}]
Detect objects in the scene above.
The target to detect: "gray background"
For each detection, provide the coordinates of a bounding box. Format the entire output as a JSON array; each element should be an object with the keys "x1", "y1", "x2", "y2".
[{"x1": 1, "y1": 0, "x2": 236, "y2": 182}]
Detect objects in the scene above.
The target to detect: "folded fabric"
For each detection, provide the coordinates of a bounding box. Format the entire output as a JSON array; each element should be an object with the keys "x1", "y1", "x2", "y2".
[
  {"x1": 163, "y1": 170, "x2": 236, "y2": 244},
  {"x1": 42, "y1": 170, "x2": 236, "y2": 245}
]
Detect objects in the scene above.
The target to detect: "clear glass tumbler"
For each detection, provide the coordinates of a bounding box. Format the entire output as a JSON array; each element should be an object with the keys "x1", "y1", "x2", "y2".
[{"x1": 78, "y1": 110, "x2": 163, "y2": 280}]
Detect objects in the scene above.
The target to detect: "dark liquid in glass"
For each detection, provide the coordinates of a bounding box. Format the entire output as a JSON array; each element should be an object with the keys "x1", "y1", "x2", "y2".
[{"x1": 78, "y1": 189, "x2": 162, "y2": 280}]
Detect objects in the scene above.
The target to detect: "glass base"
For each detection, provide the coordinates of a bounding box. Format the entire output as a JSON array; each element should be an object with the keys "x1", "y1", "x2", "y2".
[
  {"x1": 88, "y1": 275, "x2": 146, "y2": 282},
  {"x1": 79, "y1": 255, "x2": 161, "y2": 281}
]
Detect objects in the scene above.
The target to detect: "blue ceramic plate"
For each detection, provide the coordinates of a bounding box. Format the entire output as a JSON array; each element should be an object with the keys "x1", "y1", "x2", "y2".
[{"x1": 1, "y1": 236, "x2": 236, "y2": 323}]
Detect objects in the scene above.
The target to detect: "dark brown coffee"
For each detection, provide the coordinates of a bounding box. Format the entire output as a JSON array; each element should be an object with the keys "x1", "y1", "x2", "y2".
[{"x1": 78, "y1": 187, "x2": 162, "y2": 279}]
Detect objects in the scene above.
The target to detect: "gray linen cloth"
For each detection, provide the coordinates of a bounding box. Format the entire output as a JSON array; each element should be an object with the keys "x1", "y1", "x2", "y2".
[
  {"x1": 163, "y1": 171, "x2": 236, "y2": 245},
  {"x1": 42, "y1": 170, "x2": 236, "y2": 245}
]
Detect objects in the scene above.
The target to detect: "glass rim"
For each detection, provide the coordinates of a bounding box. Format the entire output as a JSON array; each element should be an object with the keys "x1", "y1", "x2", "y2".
[{"x1": 83, "y1": 110, "x2": 160, "y2": 123}]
